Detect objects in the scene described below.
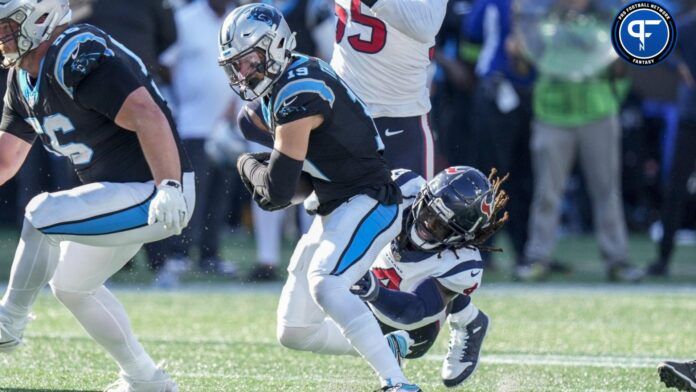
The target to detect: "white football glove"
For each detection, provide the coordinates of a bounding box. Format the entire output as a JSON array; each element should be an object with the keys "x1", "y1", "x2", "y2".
[{"x1": 147, "y1": 179, "x2": 188, "y2": 234}]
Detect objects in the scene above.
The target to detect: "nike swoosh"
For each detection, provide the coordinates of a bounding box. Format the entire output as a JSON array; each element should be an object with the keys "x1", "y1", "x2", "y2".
[
  {"x1": 472, "y1": 326, "x2": 482, "y2": 334},
  {"x1": 282, "y1": 96, "x2": 298, "y2": 107},
  {"x1": 471, "y1": 270, "x2": 481, "y2": 277},
  {"x1": 384, "y1": 128, "x2": 404, "y2": 137}
]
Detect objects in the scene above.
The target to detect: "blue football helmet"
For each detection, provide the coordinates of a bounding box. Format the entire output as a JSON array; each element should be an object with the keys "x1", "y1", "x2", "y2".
[{"x1": 407, "y1": 166, "x2": 507, "y2": 251}]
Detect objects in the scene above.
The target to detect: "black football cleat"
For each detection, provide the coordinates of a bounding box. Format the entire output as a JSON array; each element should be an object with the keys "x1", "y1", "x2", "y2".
[{"x1": 658, "y1": 360, "x2": 696, "y2": 391}]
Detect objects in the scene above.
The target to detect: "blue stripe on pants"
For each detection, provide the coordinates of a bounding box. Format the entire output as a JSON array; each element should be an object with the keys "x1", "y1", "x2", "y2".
[
  {"x1": 331, "y1": 203, "x2": 398, "y2": 276},
  {"x1": 39, "y1": 192, "x2": 155, "y2": 236}
]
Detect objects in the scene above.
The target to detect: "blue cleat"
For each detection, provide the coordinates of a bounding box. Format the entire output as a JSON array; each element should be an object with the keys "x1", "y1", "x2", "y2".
[
  {"x1": 385, "y1": 330, "x2": 413, "y2": 367},
  {"x1": 378, "y1": 381, "x2": 422, "y2": 392}
]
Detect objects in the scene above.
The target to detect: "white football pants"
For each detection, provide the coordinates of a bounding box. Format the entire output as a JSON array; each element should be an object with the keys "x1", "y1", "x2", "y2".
[
  {"x1": 1, "y1": 172, "x2": 195, "y2": 380},
  {"x1": 276, "y1": 194, "x2": 409, "y2": 386}
]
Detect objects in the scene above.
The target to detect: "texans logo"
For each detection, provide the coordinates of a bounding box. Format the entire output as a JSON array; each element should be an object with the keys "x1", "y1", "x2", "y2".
[{"x1": 480, "y1": 194, "x2": 493, "y2": 219}]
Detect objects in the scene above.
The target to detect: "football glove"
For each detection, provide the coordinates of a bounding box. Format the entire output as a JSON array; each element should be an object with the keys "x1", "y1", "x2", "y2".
[
  {"x1": 350, "y1": 271, "x2": 380, "y2": 302},
  {"x1": 147, "y1": 179, "x2": 188, "y2": 234}
]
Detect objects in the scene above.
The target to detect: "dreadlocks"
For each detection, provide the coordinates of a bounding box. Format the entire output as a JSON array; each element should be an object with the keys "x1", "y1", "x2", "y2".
[{"x1": 461, "y1": 168, "x2": 510, "y2": 253}]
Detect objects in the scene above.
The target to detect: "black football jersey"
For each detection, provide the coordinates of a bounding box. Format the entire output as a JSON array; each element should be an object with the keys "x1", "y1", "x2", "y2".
[
  {"x1": 0, "y1": 24, "x2": 190, "y2": 184},
  {"x1": 260, "y1": 54, "x2": 399, "y2": 214}
]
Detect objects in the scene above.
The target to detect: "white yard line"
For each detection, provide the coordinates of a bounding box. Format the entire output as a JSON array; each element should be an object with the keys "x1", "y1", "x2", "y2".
[
  {"x1": 423, "y1": 353, "x2": 691, "y2": 369},
  {"x1": 24, "y1": 331, "x2": 687, "y2": 370}
]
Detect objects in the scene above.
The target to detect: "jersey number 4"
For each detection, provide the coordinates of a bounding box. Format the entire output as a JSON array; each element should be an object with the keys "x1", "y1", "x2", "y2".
[
  {"x1": 372, "y1": 267, "x2": 402, "y2": 290},
  {"x1": 335, "y1": 0, "x2": 386, "y2": 54}
]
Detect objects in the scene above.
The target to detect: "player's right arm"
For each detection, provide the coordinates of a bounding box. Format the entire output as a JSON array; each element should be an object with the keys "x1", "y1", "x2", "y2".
[
  {"x1": 361, "y1": 0, "x2": 448, "y2": 43},
  {"x1": 0, "y1": 90, "x2": 37, "y2": 186},
  {"x1": 352, "y1": 274, "x2": 453, "y2": 324},
  {"x1": 0, "y1": 132, "x2": 31, "y2": 186}
]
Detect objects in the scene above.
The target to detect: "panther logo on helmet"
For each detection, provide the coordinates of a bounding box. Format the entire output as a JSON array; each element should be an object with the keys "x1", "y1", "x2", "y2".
[{"x1": 248, "y1": 6, "x2": 281, "y2": 27}]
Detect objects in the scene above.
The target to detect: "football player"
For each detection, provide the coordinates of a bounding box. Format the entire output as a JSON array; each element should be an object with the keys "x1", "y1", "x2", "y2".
[
  {"x1": 221, "y1": 4, "x2": 419, "y2": 391},
  {"x1": 0, "y1": 0, "x2": 193, "y2": 390},
  {"x1": 331, "y1": 0, "x2": 447, "y2": 180},
  {"x1": 352, "y1": 166, "x2": 508, "y2": 387}
]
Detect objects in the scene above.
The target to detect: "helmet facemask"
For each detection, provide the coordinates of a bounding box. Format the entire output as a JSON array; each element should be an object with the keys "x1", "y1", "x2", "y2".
[
  {"x1": 0, "y1": 18, "x2": 23, "y2": 67},
  {"x1": 218, "y1": 3, "x2": 296, "y2": 101},
  {"x1": 0, "y1": 0, "x2": 72, "y2": 69},
  {"x1": 219, "y1": 34, "x2": 286, "y2": 101}
]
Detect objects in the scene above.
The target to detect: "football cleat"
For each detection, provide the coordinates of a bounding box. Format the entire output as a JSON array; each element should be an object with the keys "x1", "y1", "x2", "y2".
[
  {"x1": 658, "y1": 360, "x2": 696, "y2": 391},
  {"x1": 377, "y1": 381, "x2": 422, "y2": 392},
  {"x1": 104, "y1": 366, "x2": 178, "y2": 392},
  {"x1": 0, "y1": 307, "x2": 32, "y2": 353},
  {"x1": 385, "y1": 330, "x2": 413, "y2": 367},
  {"x1": 442, "y1": 310, "x2": 489, "y2": 387}
]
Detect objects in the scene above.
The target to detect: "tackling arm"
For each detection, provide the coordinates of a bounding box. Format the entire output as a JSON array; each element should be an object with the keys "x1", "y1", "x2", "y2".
[
  {"x1": 0, "y1": 131, "x2": 31, "y2": 187},
  {"x1": 115, "y1": 86, "x2": 182, "y2": 185},
  {"x1": 359, "y1": 275, "x2": 455, "y2": 325}
]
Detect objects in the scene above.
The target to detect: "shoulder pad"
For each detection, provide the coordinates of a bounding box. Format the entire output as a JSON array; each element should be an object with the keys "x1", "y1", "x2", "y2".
[
  {"x1": 435, "y1": 257, "x2": 484, "y2": 295},
  {"x1": 53, "y1": 32, "x2": 115, "y2": 98},
  {"x1": 391, "y1": 169, "x2": 425, "y2": 199}
]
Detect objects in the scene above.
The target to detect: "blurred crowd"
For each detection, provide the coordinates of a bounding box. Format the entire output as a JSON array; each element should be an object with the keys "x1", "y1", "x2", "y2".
[{"x1": 0, "y1": 0, "x2": 694, "y2": 285}]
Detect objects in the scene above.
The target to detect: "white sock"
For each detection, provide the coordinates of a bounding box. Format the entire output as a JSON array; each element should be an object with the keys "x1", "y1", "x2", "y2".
[
  {"x1": 1, "y1": 220, "x2": 59, "y2": 320},
  {"x1": 449, "y1": 302, "x2": 479, "y2": 328},
  {"x1": 309, "y1": 275, "x2": 407, "y2": 385},
  {"x1": 51, "y1": 285, "x2": 158, "y2": 380}
]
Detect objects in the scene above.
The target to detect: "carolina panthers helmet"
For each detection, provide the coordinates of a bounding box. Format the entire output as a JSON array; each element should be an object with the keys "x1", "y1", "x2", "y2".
[
  {"x1": 407, "y1": 166, "x2": 497, "y2": 251},
  {"x1": 218, "y1": 3, "x2": 296, "y2": 100},
  {"x1": 0, "y1": 0, "x2": 71, "y2": 68}
]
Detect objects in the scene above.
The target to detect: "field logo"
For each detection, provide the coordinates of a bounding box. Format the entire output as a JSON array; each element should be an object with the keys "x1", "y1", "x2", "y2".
[{"x1": 611, "y1": 2, "x2": 676, "y2": 66}]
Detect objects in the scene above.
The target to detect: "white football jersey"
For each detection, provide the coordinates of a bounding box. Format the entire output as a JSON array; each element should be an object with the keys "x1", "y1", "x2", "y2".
[
  {"x1": 331, "y1": 0, "x2": 448, "y2": 118},
  {"x1": 368, "y1": 169, "x2": 484, "y2": 330}
]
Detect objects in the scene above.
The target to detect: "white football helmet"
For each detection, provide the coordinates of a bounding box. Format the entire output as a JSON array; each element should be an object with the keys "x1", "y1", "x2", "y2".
[
  {"x1": 0, "y1": 0, "x2": 71, "y2": 68},
  {"x1": 218, "y1": 3, "x2": 296, "y2": 101}
]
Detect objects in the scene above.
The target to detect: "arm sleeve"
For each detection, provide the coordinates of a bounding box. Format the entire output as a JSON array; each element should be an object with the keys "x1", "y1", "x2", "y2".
[
  {"x1": 0, "y1": 91, "x2": 36, "y2": 144},
  {"x1": 238, "y1": 101, "x2": 274, "y2": 148},
  {"x1": 368, "y1": 277, "x2": 447, "y2": 325},
  {"x1": 73, "y1": 57, "x2": 144, "y2": 120},
  {"x1": 368, "y1": 0, "x2": 447, "y2": 43},
  {"x1": 274, "y1": 91, "x2": 332, "y2": 125},
  {"x1": 240, "y1": 149, "x2": 304, "y2": 207}
]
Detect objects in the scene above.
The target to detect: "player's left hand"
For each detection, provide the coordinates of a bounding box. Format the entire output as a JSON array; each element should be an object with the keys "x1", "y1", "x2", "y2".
[
  {"x1": 148, "y1": 179, "x2": 188, "y2": 234},
  {"x1": 350, "y1": 271, "x2": 380, "y2": 302},
  {"x1": 236, "y1": 152, "x2": 289, "y2": 212}
]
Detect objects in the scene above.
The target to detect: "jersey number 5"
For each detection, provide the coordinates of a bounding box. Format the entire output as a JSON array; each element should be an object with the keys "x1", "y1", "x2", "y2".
[{"x1": 335, "y1": 0, "x2": 386, "y2": 54}]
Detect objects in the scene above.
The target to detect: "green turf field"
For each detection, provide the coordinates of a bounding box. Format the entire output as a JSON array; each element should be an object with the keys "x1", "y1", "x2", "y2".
[
  {"x1": 0, "y1": 286, "x2": 694, "y2": 391},
  {"x1": 0, "y1": 227, "x2": 694, "y2": 391}
]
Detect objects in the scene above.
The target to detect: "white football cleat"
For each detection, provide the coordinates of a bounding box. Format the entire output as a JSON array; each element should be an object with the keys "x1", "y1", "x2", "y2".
[
  {"x1": 0, "y1": 307, "x2": 32, "y2": 353},
  {"x1": 441, "y1": 310, "x2": 489, "y2": 387},
  {"x1": 104, "y1": 367, "x2": 179, "y2": 392}
]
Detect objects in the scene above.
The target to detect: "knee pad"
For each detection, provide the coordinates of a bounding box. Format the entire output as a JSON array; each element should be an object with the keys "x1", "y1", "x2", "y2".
[
  {"x1": 307, "y1": 274, "x2": 350, "y2": 309},
  {"x1": 50, "y1": 284, "x2": 88, "y2": 307},
  {"x1": 24, "y1": 192, "x2": 52, "y2": 229},
  {"x1": 276, "y1": 324, "x2": 322, "y2": 351}
]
